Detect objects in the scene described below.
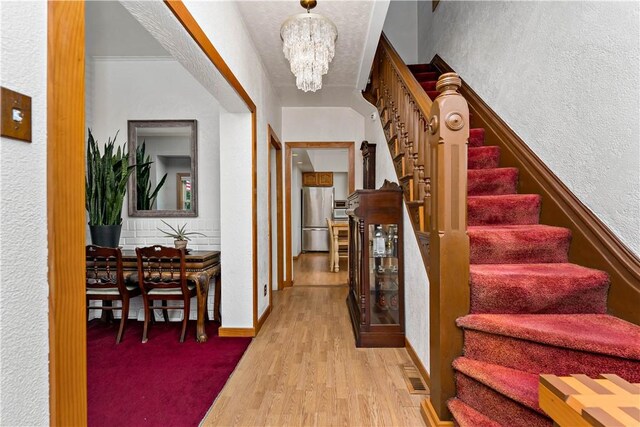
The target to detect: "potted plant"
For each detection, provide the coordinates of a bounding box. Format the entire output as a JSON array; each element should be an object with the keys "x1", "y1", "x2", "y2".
[
  {"x1": 158, "y1": 220, "x2": 206, "y2": 250},
  {"x1": 86, "y1": 129, "x2": 136, "y2": 247},
  {"x1": 136, "y1": 141, "x2": 167, "y2": 210}
]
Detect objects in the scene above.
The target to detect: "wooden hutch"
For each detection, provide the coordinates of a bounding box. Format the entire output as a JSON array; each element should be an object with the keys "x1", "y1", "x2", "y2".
[{"x1": 346, "y1": 180, "x2": 404, "y2": 347}]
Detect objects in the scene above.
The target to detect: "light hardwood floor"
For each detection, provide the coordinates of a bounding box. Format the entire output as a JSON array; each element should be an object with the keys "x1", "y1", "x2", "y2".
[
  {"x1": 293, "y1": 253, "x2": 348, "y2": 286},
  {"x1": 202, "y1": 286, "x2": 425, "y2": 426}
]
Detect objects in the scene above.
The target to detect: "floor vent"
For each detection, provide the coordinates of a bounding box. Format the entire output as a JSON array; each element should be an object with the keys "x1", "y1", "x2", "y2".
[{"x1": 402, "y1": 365, "x2": 429, "y2": 395}]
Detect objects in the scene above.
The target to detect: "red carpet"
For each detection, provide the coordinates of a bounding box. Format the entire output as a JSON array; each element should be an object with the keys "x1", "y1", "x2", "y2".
[
  {"x1": 87, "y1": 320, "x2": 251, "y2": 427},
  {"x1": 409, "y1": 63, "x2": 640, "y2": 426}
]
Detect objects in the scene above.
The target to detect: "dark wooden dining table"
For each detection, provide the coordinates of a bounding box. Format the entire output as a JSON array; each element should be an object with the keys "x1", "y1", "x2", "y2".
[{"x1": 119, "y1": 250, "x2": 220, "y2": 343}]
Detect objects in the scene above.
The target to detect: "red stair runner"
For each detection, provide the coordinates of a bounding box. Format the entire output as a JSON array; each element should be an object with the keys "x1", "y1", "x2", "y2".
[
  {"x1": 409, "y1": 64, "x2": 639, "y2": 426},
  {"x1": 448, "y1": 398, "x2": 502, "y2": 427}
]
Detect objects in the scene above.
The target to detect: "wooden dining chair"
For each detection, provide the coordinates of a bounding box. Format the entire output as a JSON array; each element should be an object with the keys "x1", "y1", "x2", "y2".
[
  {"x1": 135, "y1": 245, "x2": 196, "y2": 343},
  {"x1": 86, "y1": 245, "x2": 141, "y2": 344},
  {"x1": 327, "y1": 218, "x2": 349, "y2": 272}
]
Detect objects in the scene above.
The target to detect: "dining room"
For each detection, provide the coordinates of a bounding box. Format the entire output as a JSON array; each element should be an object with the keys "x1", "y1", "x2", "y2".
[{"x1": 82, "y1": 2, "x2": 260, "y2": 425}]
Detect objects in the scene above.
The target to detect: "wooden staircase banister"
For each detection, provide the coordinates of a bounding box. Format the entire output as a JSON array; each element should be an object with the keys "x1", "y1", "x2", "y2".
[
  {"x1": 379, "y1": 33, "x2": 433, "y2": 118},
  {"x1": 366, "y1": 33, "x2": 471, "y2": 424}
]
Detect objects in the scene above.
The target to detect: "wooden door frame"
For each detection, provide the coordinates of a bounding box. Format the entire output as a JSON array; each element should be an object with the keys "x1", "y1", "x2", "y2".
[
  {"x1": 285, "y1": 141, "x2": 355, "y2": 286},
  {"x1": 48, "y1": 1, "x2": 261, "y2": 422},
  {"x1": 48, "y1": 2, "x2": 87, "y2": 424},
  {"x1": 268, "y1": 125, "x2": 284, "y2": 294}
]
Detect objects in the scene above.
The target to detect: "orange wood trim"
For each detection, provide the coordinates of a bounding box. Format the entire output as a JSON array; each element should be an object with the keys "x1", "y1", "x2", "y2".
[
  {"x1": 252, "y1": 111, "x2": 258, "y2": 331},
  {"x1": 432, "y1": 55, "x2": 640, "y2": 325},
  {"x1": 268, "y1": 125, "x2": 284, "y2": 292},
  {"x1": 164, "y1": 1, "x2": 260, "y2": 330},
  {"x1": 284, "y1": 141, "x2": 355, "y2": 286},
  {"x1": 421, "y1": 398, "x2": 454, "y2": 427},
  {"x1": 218, "y1": 327, "x2": 256, "y2": 338},
  {"x1": 405, "y1": 338, "x2": 431, "y2": 390},
  {"x1": 48, "y1": 1, "x2": 87, "y2": 425},
  {"x1": 268, "y1": 130, "x2": 273, "y2": 298},
  {"x1": 255, "y1": 304, "x2": 272, "y2": 335},
  {"x1": 285, "y1": 144, "x2": 293, "y2": 287},
  {"x1": 380, "y1": 32, "x2": 433, "y2": 119},
  {"x1": 163, "y1": 0, "x2": 256, "y2": 112}
]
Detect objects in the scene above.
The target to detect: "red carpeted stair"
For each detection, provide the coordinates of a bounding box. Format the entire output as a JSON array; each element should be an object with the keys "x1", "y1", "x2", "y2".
[{"x1": 409, "y1": 64, "x2": 640, "y2": 426}]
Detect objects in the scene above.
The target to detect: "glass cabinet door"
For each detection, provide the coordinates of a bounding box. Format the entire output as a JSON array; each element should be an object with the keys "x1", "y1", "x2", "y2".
[{"x1": 368, "y1": 223, "x2": 400, "y2": 325}]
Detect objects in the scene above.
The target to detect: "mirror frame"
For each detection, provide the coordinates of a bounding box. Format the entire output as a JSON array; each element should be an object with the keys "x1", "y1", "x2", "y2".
[{"x1": 127, "y1": 119, "x2": 198, "y2": 217}]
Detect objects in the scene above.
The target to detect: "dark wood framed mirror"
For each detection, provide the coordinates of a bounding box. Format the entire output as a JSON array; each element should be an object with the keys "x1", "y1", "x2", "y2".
[{"x1": 127, "y1": 119, "x2": 198, "y2": 217}]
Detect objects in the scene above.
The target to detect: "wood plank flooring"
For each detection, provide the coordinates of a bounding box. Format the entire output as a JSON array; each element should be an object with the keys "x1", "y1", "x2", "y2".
[
  {"x1": 293, "y1": 253, "x2": 348, "y2": 286},
  {"x1": 202, "y1": 286, "x2": 425, "y2": 426}
]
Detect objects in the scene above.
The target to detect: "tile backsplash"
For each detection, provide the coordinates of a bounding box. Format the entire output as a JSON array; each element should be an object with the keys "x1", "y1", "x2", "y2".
[{"x1": 119, "y1": 218, "x2": 220, "y2": 251}]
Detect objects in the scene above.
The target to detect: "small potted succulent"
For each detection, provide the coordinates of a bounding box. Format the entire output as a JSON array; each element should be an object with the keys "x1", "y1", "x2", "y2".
[{"x1": 158, "y1": 220, "x2": 206, "y2": 250}]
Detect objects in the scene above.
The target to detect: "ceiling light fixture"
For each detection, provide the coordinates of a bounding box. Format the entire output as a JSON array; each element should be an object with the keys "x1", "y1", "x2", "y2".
[{"x1": 280, "y1": 0, "x2": 337, "y2": 92}]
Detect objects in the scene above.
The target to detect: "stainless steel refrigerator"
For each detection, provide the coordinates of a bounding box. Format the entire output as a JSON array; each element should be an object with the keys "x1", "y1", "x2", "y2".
[{"x1": 302, "y1": 187, "x2": 334, "y2": 252}]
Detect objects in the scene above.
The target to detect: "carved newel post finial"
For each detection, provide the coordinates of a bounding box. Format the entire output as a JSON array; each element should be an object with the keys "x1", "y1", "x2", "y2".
[{"x1": 436, "y1": 72, "x2": 462, "y2": 94}]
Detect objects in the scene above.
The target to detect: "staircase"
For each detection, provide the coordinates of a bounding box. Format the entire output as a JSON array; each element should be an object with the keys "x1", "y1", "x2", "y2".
[
  {"x1": 409, "y1": 63, "x2": 640, "y2": 426},
  {"x1": 368, "y1": 36, "x2": 640, "y2": 426}
]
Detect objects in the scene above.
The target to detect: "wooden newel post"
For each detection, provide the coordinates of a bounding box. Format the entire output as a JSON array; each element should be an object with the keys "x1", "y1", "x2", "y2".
[{"x1": 424, "y1": 72, "x2": 471, "y2": 423}]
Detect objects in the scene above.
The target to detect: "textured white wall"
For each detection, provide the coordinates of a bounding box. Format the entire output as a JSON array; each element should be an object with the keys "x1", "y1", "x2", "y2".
[
  {"x1": 419, "y1": 1, "x2": 640, "y2": 256},
  {"x1": 292, "y1": 165, "x2": 303, "y2": 257},
  {"x1": 0, "y1": 1, "x2": 50, "y2": 424},
  {"x1": 307, "y1": 149, "x2": 349, "y2": 172},
  {"x1": 383, "y1": 0, "x2": 419, "y2": 64},
  {"x1": 183, "y1": 1, "x2": 283, "y2": 321},
  {"x1": 220, "y1": 112, "x2": 254, "y2": 327},
  {"x1": 369, "y1": 108, "x2": 430, "y2": 373},
  {"x1": 88, "y1": 59, "x2": 221, "y2": 251}
]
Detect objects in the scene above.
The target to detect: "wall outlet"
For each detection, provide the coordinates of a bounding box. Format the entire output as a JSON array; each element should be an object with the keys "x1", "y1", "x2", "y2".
[{"x1": 263, "y1": 284, "x2": 267, "y2": 296}]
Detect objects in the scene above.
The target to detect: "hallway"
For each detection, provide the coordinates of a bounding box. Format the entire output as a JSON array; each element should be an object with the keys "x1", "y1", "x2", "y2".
[
  {"x1": 202, "y1": 286, "x2": 425, "y2": 426},
  {"x1": 293, "y1": 253, "x2": 348, "y2": 286}
]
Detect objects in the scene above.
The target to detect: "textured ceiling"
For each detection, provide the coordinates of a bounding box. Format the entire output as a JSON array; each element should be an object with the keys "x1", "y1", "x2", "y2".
[
  {"x1": 236, "y1": 0, "x2": 375, "y2": 88},
  {"x1": 86, "y1": 1, "x2": 170, "y2": 58}
]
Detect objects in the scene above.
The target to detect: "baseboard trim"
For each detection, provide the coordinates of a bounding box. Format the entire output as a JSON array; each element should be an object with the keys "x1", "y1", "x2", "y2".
[
  {"x1": 421, "y1": 399, "x2": 454, "y2": 427},
  {"x1": 432, "y1": 54, "x2": 640, "y2": 325},
  {"x1": 218, "y1": 327, "x2": 255, "y2": 337},
  {"x1": 405, "y1": 338, "x2": 431, "y2": 391},
  {"x1": 255, "y1": 304, "x2": 271, "y2": 335}
]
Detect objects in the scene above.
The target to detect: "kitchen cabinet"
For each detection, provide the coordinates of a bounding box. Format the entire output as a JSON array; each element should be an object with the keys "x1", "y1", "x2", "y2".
[
  {"x1": 302, "y1": 172, "x2": 333, "y2": 187},
  {"x1": 346, "y1": 180, "x2": 404, "y2": 347}
]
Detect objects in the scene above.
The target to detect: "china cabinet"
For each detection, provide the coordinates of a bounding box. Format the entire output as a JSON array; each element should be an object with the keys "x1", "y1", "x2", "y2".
[{"x1": 346, "y1": 180, "x2": 404, "y2": 347}]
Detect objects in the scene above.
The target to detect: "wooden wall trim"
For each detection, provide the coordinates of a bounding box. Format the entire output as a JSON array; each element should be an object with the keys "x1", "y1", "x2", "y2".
[
  {"x1": 405, "y1": 338, "x2": 431, "y2": 390},
  {"x1": 431, "y1": 55, "x2": 640, "y2": 325},
  {"x1": 268, "y1": 125, "x2": 284, "y2": 294},
  {"x1": 164, "y1": 1, "x2": 256, "y2": 111},
  {"x1": 284, "y1": 141, "x2": 356, "y2": 286},
  {"x1": 48, "y1": 2, "x2": 87, "y2": 424},
  {"x1": 218, "y1": 327, "x2": 256, "y2": 338},
  {"x1": 256, "y1": 305, "x2": 272, "y2": 335},
  {"x1": 164, "y1": 1, "x2": 260, "y2": 330},
  {"x1": 421, "y1": 399, "x2": 454, "y2": 427}
]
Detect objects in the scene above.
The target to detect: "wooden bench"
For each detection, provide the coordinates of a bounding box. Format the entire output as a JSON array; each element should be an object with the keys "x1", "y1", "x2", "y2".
[{"x1": 539, "y1": 373, "x2": 640, "y2": 426}]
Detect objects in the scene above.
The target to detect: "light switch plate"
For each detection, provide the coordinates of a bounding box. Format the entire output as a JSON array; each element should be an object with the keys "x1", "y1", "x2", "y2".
[{"x1": 1, "y1": 86, "x2": 32, "y2": 142}]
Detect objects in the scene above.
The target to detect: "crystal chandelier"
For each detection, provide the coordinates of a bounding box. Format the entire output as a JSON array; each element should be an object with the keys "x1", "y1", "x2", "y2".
[{"x1": 280, "y1": 0, "x2": 337, "y2": 92}]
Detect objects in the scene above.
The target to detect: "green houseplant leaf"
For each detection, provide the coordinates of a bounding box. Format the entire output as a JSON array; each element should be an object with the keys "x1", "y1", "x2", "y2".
[
  {"x1": 136, "y1": 141, "x2": 168, "y2": 210},
  {"x1": 157, "y1": 220, "x2": 206, "y2": 241},
  {"x1": 85, "y1": 129, "x2": 136, "y2": 226}
]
